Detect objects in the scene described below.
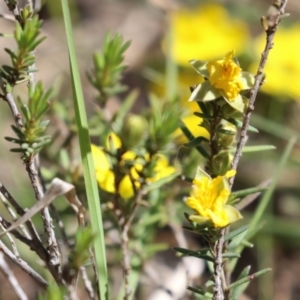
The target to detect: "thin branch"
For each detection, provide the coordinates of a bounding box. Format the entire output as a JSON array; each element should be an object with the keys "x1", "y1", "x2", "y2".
[
  {"x1": 0, "y1": 252, "x2": 28, "y2": 300},
  {"x1": 0, "y1": 220, "x2": 20, "y2": 259},
  {"x1": 25, "y1": 160, "x2": 60, "y2": 267},
  {"x1": 229, "y1": 0, "x2": 289, "y2": 185},
  {"x1": 4, "y1": 93, "x2": 23, "y2": 128},
  {"x1": 0, "y1": 217, "x2": 33, "y2": 248},
  {"x1": 211, "y1": 2, "x2": 290, "y2": 300},
  {"x1": 118, "y1": 189, "x2": 144, "y2": 300},
  {"x1": 1, "y1": 1, "x2": 61, "y2": 272},
  {"x1": 0, "y1": 181, "x2": 41, "y2": 242},
  {"x1": 50, "y1": 203, "x2": 70, "y2": 247},
  {"x1": 0, "y1": 191, "x2": 31, "y2": 240},
  {"x1": 67, "y1": 285, "x2": 79, "y2": 300},
  {"x1": 213, "y1": 229, "x2": 226, "y2": 300},
  {"x1": 4, "y1": 89, "x2": 61, "y2": 271},
  {"x1": 0, "y1": 240, "x2": 47, "y2": 289},
  {"x1": 80, "y1": 266, "x2": 95, "y2": 300},
  {"x1": 0, "y1": 13, "x2": 15, "y2": 21},
  {"x1": 0, "y1": 215, "x2": 62, "y2": 285}
]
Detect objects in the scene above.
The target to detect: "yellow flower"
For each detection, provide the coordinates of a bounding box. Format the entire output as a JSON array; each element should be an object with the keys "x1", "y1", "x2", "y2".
[
  {"x1": 207, "y1": 50, "x2": 244, "y2": 101},
  {"x1": 170, "y1": 4, "x2": 249, "y2": 65},
  {"x1": 92, "y1": 134, "x2": 176, "y2": 200},
  {"x1": 185, "y1": 168, "x2": 242, "y2": 228},
  {"x1": 147, "y1": 154, "x2": 176, "y2": 183},
  {"x1": 252, "y1": 24, "x2": 300, "y2": 99},
  {"x1": 189, "y1": 51, "x2": 254, "y2": 112}
]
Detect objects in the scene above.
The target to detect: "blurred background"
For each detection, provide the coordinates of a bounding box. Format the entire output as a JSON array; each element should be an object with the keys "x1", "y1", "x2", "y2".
[{"x1": 0, "y1": 0, "x2": 300, "y2": 299}]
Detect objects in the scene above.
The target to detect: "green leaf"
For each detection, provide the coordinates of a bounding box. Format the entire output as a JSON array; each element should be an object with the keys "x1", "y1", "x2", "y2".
[
  {"x1": 240, "y1": 71, "x2": 255, "y2": 89},
  {"x1": 223, "y1": 94, "x2": 245, "y2": 113},
  {"x1": 230, "y1": 266, "x2": 251, "y2": 300},
  {"x1": 224, "y1": 225, "x2": 249, "y2": 242},
  {"x1": 189, "y1": 59, "x2": 209, "y2": 78},
  {"x1": 187, "y1": 286, "x2": 210, "y2": 296},
  {"x1": 144, "y1": 171, "x2": 179, "y2": 192},
  {"x1": 38, "y1": 282, "x2": 66, "y2": 300},
  {"x1": 189, "y1": 80, "x2": 221, "y2": 102},
  {"x1": 180, "y1": 122, "x2": 210, "y2": 158},
  {"x1": 193, "y1": 112, "x2": 214, "y2": 120},
  {"x1": 227, "y1": 268, "x2": 272, "y2": 291},
  {"x1": 184, "y1": 136, "x2": 209, "y2": 148},
  {"x1": 216, "y1": 128, "x2": 236, "y2": 135},
  {"x1": 111, "y1": 89, "x2": 139, "y2": 133},
  {"x1": 196, "y1": 101, "x2": 211, "y2": 115},
  {"x1": 61, "y1": 0, "x2": 108, "y2": 299},
  {"x1": 228, "y1": 145, "x2": 276, "y2": 153},
  {"x1": 222, "y1": 252, "x2": 240, "y2": 258},
  {"x1": 173, "y1": 247, "x2": 214, "y2": 262},
  {"x1": 228, "y1": 226, "x2": 249, "y2": 250},
  {"x1": 228, "y1": 186, "x2": 268, "y2": 203},
  {"x1": 228, "y1": 118, "x2": 259, "y2": 133}
]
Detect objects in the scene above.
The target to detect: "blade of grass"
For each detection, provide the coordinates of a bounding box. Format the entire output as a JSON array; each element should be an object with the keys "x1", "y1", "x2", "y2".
[
  {"x1": 248, "y1": 136, "x2": 296, "y2": 238},
  {"x1": 251, "y1": 114, "x2": 300, "y2": 143},
  {"x1": 60, "y1": 1, "x2": 108, "y2": 299},
  {"x1": 229, "y1": 136, "x2": 296, "y2": 272}
]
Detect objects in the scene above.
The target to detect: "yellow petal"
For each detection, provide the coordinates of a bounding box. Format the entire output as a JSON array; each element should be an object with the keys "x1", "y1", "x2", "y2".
[
  {"x1": 118, "y1": 175, "x2": 141, "y2": 200},
  {"x1": 122, "y1": 151, "x2": 136, "y2": 161},
  {"x1": 106, "y1": 133, "x2": 122, "y2": 150},
  {"x1": 225, "y1": 170, "x2": 236, "y2": 178},
  {"x1": 189, "y1": 214, "x2": 210, "y2": 224},
  {"x1": 91, "y1": 144, "x2": 110, "y2": 172},
  {"x1": 224, "y1": 205, "x2": 243, "y2": 224},
  {"x1": 97, "y1": 169, "x2": 115, "y2": 193},
  {"x1": 151, "y1": 155, "x2": 176, "y2": 182},
  {"x1": 206, "y1": 208, "x2": 229, "y2": 228}
]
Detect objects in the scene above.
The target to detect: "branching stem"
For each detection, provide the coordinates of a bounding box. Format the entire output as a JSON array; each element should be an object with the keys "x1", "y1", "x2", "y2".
[{"x1": 213, "y1": 1, "x2": 289, "y2": 300}]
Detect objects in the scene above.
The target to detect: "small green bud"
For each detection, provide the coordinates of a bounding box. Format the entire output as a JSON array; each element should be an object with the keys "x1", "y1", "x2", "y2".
[
  {"x1": 5, "y1": 83, "x2": 13, "y2": 93},
  {"x1": 212, "y1": 151, "x2": 233, "y2": 176},
  {"x1": 221, "y1": 103, "x2": 244, "y2": 119},
  {"x1": 120, "y1": 114, "x2": 148, "y2": 148},
  {"x1": 217, "y1": 121, "x2": 237, "y2": 149},
  {"x1": 21, "y1": 143, "x2": 29, "y2": 149}
]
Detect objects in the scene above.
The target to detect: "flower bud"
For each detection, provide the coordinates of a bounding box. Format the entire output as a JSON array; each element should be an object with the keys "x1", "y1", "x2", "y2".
[
  {"x1": 120, "y1": 114, "x2": 148, "y2": 148},
  {"x1": 221, "y1": 103, "x2": 244, "y2": 119},
  {"x1": 212, "y1": 151, "x2": 233, "y2": 176},
  {"x1": 217, "y1": 121, "x2": 237, "y2": 149}
]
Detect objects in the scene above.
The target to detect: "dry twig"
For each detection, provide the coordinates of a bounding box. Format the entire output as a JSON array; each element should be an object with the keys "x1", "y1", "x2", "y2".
[{"x1": 0, "y1": 252, "x2": 28, "y2": 300}]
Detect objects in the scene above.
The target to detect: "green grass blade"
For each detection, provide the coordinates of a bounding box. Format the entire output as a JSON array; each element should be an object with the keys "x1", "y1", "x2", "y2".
[
  {"x1": 229, "y1": 137, "x2": 296, "y2": 272},
  {"x1": 248, "y1": 136, "x2": 296, "y2": 238},
  {"x1": 60, "y1": 1, "x2": 108, "y2": 299},
  {"x1": 251, "y1": 114, "x2": 300, "y2": 142}
]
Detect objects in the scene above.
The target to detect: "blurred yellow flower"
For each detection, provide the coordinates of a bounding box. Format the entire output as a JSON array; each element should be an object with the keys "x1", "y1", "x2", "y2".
[
  {"x1": 185, "y1": 168, "x2": 242, "y2": 228},
  {"x1": 207, "y1": 50, "x2": 245, "y2": 101},
  {"x1": 170, "y1": 4, "x2": 249, "y2": 65},
  {"x1": 253, "y1": 24, "x2": 300, "y2": 99},
  {"x1": 92, "y1": 134, "x2": 176, "y2": 200},
  {"x1": 189, "y1": 51, "x2": 254, "y2": 112}
]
